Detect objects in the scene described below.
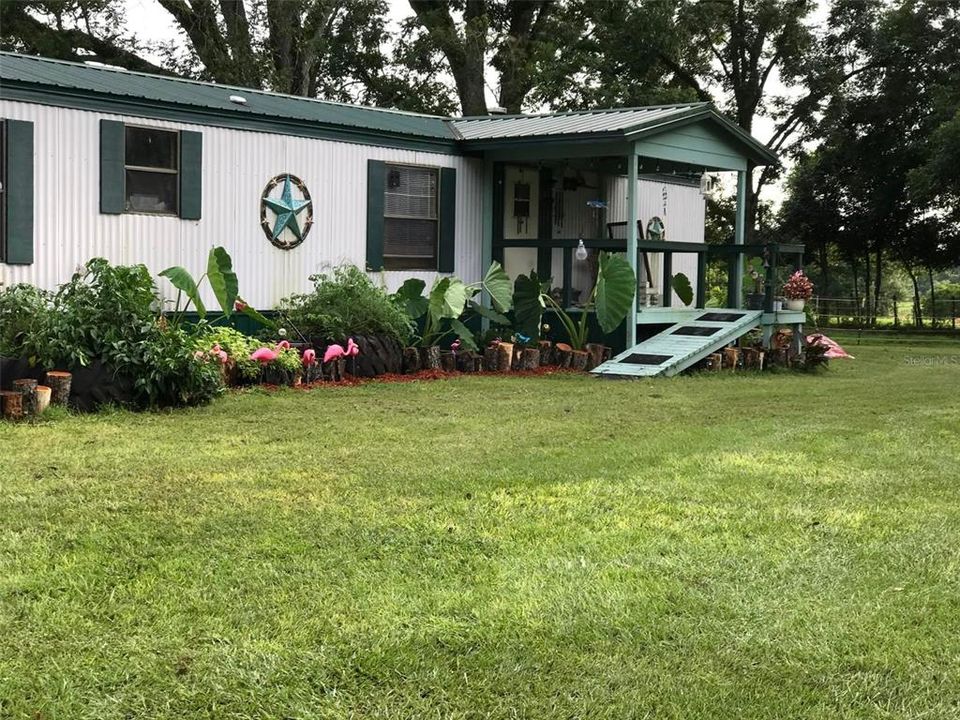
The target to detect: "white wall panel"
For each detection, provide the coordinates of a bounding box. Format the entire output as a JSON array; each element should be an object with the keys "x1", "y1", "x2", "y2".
[
  {"x1": 605, "y1": 175, "x2": 705, "y2": 305},
  {"x1": 0, "y1": 100, "x2": 484, "y2": 308}
]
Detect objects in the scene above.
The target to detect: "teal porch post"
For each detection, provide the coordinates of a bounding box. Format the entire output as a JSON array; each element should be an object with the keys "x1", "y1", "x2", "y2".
[
  {"x1": 732, "y1": 169, "x2": 748, "y2": 308},
  {"x1": 626, "y1": 149, "x2": 639, "y2": 346},
  {"x1": 480, "y1": 156, "x2": 494, "y2": 324}
]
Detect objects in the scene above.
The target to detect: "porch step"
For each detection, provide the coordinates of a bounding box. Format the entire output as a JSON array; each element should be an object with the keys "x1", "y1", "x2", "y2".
[{"x1": 591, "y1": 308, "x2": 762, "y2": 378}]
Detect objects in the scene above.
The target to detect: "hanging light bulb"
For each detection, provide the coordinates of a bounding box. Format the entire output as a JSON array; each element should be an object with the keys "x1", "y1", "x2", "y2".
[{"x1": 575, "y1": 238, "x2": 588, "y2": 261}]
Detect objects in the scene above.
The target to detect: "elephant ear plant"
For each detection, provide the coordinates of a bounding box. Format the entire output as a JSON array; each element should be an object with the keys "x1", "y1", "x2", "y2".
[
  {"x1": 515, "y1": 252, "x2": 637, "y2": 350},
  {"x1": 160, "y1": 246, "x2": 274, "y2": 328},
  {"x1": 392, "y1": 262, "x2": 513, "y2": 352}
]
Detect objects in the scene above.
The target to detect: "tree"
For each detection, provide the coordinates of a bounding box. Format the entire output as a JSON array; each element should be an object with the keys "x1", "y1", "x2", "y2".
[
  {"x1": 0, "y1": 0, "x2": 455, "y2": 112},
  {"x1": 405, "y1": 0, "x2": 558, "y2": 115}
]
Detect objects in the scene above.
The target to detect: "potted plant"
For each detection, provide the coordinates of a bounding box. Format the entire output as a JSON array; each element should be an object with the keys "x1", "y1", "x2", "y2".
[{"x1": 782, "y1": 270, "x2": 814, "y2": 311}]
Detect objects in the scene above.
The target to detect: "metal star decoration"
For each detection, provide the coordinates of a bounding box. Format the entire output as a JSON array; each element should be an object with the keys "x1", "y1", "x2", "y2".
[{"x1": 260, "y1": 174, "x2": 313, "y2": 249}]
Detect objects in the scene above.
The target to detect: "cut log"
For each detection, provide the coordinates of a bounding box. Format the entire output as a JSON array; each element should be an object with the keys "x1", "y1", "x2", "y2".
[
  {"x1": 537, "y1": 340, "x2": 553, "y2": 366},
  {"x1": 518, "y1": 348, "x2": 540, "y2": 370},
  {"x1": 585, "y1": 343, "x2": 607, "y2": 370},
  {"x1": 45, "y1": 371, "x2": 73, "y2": 406},
  {"x1": 482, "y1": 347, "x2": 499, "y2": 372},
  {"x1": 496, "y1": 342, "x2": 514, "y2": 372},
  {"x1": 457, "y1": 351, "x2": 481, "y2": 373},
  {"x1": 36, "y1": 386, "x2": 51, "y2": 413},
  {"x1": 420, "y1": 346, "x2": 442, "y2": 371},
  {"x1": 722, "y1": 347, "x2": 739, "y2": 371},
  {"x1": 569, "y1": 350, "x2": 589, "y2": 371},
  {"x1": 554, "y1": 342, "x2": 573, "y2": 368},
  {"x1": 13, "y1": 378, "x2": 38, "y2": 416},
  {"x1": 705, "y1": 352, "x2": 723, "y2": 371},
  {"x1": 1, "y1": 390, "x2": 24, "y2": 420},
  {"x1": 402, "y1": 347, "x2": 421, "y2": 374},
  {"x1": 440, "y1": 352, "x2": 457, "y2": 372}
]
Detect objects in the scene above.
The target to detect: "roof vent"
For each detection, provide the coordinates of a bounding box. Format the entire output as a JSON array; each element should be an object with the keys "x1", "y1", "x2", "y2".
[
  {"x1": 229, "y1": 95, "x2": 247, "y2": 105},
  {"x1": 487, "y1": 106, "x2": 507, "y2": 115}
]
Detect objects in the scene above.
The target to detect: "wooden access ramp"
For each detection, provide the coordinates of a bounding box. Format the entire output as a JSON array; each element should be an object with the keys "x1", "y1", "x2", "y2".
[{"x1": 592, "y1": 308, "x2": 763, "y2": 378}]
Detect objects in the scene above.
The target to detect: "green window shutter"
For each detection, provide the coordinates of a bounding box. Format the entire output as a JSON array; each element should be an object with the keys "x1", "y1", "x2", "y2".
[
  {"x1": 178, "y1": 130, "x2": 202, "y2": 220},
  {"x1": 3, "y1": 119, "x2": 34, "y2": 265},
  {"x1": 99, "y1": 119, "x2": 125, "y2": 214},
  {"x1": 438, "y1": 166, "x2": 457, "y2": 273},
  {"x1": 366, "y1": 159, "x2": 385, "y2": 271}
]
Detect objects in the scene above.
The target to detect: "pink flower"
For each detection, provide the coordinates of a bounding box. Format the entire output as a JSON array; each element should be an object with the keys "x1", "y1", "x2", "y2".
[
  {"x1": 235, "y1": 300, "x2": 248, "y2": 312},
  {"x1": 250, "y1": 347, "x2": 279, "y2": 364},
  {"x1": 302, "y1": 348, "x2": 317, "y2": 366}
]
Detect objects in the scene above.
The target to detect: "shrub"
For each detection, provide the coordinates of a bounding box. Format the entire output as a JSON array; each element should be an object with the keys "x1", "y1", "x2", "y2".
[
  {"x1": 3, "y1": 259, "x2": 222, "y2": 409},
  {"x1": 0, "y1": 284, "x2": 50, "y2": 358},
  {"x1": 278, "y1": 265, "x2": 413, "y2": 344},
  {"x1": 198, "y1": 327, "x2": 262, "y2": 382}
]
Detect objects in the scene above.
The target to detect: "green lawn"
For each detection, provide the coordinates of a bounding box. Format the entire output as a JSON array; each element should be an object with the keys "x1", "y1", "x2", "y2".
[{"x1": 2, "y1": 333, "x2": 959, "y2": 719}]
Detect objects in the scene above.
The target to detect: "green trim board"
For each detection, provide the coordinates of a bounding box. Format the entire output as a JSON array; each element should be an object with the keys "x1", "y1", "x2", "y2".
[
  {"x1": 178, "y1": 130, "x2": 202, "y2": 220},
  {"x1": 2, "y1": 119, "x2": 34, "y2": 264},
  {"x1": 592, "y1": 309, "x2": 762, "y2": 378},
  {"x1": 365, "y1": 160, "x2": 386, "y2": 270},
  {"x1": 438, "y1": 167, "x2": 457, "y2": 273}
]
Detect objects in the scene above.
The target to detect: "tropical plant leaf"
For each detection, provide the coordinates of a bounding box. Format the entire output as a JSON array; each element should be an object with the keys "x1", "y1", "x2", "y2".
[
  {"x1": 671, "y1": 272, "x2": 694, "y2": 307},
  {"x1": 237, "y1": 300, "x2": 277, "y2": 330},
  {"x1": 482, "y1": 261, "x2": 513, "y2": 312},
  {"x1": 449, "y1": 318, "x2": 478, "y2": 352},
  {"x1": 159, "y1": 265, "x2": 205, "y2": 318},
  {"x1": 595, "y1": 252, "x2": 637, "y2": 334},
  {"x1": 429, "y1": 277, "x2": 468, "y2": 324},
  {"x1": 467, "y1": 300, "x2": 510, "y2": 326},
  {"x1": 513, "y1": 271, "x2": 549, "y2": 340},
  {"x1": 393, "y1": 278, "x2": 428, "y2": 319},
  {"x1": 207, "y1": 247, "x2": 239, "y2": 318}
]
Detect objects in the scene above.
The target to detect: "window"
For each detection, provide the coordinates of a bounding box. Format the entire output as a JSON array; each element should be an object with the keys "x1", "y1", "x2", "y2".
[
  {"x1": 382, "y1": 164, "x2": 438, "y2": 270},
  {"x1": 124, "y1": 126, "x2": 179, "y2": 214}
]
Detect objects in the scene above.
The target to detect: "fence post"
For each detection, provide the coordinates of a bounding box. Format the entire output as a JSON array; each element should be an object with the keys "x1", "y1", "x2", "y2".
[
  {"x1": 953, "y1": 300, "x2": 957, "y2": 331},
  {"x1": 893, "y1": 297, "x2": 899, "y2": 327}
]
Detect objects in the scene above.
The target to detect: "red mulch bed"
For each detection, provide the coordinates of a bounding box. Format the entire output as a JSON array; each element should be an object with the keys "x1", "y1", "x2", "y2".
[{"x1": 251, "y1": 366, "x2": 585, "y2": 392}]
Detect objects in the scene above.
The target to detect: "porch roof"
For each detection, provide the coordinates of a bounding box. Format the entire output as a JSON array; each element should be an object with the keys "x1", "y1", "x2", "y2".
[{"x1": 452, "y1": 103, "x2": 778, "y2": 169}]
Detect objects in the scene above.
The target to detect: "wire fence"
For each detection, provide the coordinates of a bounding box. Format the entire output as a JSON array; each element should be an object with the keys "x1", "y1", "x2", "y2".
[{"x1": 812, "y1": 296, "x2": 960, "y2": 331}]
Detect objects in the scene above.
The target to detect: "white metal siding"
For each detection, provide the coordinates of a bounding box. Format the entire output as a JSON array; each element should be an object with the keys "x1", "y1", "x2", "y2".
[
  {"x1": 0, "y1": 100, "x2": 483, "y2": 308},
  {"x1": 605, "y1": 176, "x2": 705, "y2": 305}
]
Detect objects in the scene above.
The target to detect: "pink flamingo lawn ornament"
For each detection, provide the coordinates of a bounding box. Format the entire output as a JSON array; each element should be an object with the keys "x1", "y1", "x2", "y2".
[
  {"x1": 450, "y1": 339, "x2": 461, "y2": 356},
  {"x1": 302, "y1": 348, "x2": 317, "y2": 367},
  {"x1": 322, "y1": 337, "x2": 360, "y2": 363},
  {"x1": 250, "y1": 347, "x2": 279, "y2": 364}
]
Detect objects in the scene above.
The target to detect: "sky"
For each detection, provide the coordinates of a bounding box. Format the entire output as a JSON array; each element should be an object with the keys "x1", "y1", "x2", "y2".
[{"x1": 121, "y1": 0, "x2": 804, "y2": 205}]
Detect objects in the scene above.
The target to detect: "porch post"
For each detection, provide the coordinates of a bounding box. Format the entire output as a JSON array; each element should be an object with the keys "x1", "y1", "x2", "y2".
[
  {"x1": 732, "y1": 169, "x2": 748, "y2": 309},
  {"x1": 626, "y1": 148, "x2": 639, "y2": 346},
  {"x1": 481, "y1": 156, "x2": 495, "y2": 325}
]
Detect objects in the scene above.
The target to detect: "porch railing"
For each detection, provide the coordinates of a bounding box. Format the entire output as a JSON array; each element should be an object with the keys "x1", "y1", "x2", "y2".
[{"x1": 493, "y1": 236, "x2": 805, "y2": 312}]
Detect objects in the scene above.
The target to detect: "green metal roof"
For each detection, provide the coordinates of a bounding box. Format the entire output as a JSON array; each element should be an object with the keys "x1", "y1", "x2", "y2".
[
  {"x1": 0, "y1": 52, "x2": 455, "y2": 143},
  {"x1": 0, "y1": 52, "x2": 777, "y2": 164}
]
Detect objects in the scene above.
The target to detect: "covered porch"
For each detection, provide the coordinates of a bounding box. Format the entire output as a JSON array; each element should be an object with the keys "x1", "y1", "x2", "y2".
[{"x1": 453, "y1": 103, "x2": 802, "y2": 355}]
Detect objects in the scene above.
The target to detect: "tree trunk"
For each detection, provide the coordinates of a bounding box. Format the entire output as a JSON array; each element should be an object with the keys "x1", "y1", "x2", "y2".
[
  {"x1": 873, "y1": 247, "x2": 883, "y2": 324},
  {"x1": 13, "y1": 379, "x2": 38, "y2": 416},
  {"x1": 569, "y1": 350, "x2": 589, "y2": 371},
  {"x1": 906, "y1": 266, "x2": 923, "y2": 328},
  {"x1": 928, "y1": 266, "x2": 937, "y2": 327},
  {"x1": 440, "y1": 352, "x2": 457, "y2": 372},
  {"x1": 420, "y1": 346, "x2": 442, "y2": 370},
  {"x1": 537, "y1": 340, "x2": 553, "y2": 365},
  {"x1": 863, "y1": 250, "x2": 872, "y2": 326},
  {"x1": 850, "y1": 257, "x2": 860, "y2": 325}
]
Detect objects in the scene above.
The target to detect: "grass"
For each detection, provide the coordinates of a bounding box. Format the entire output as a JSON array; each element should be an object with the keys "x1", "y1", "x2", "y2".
[{"x1": 2, "y1": 332, "x2": 959, "y2": 719}]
